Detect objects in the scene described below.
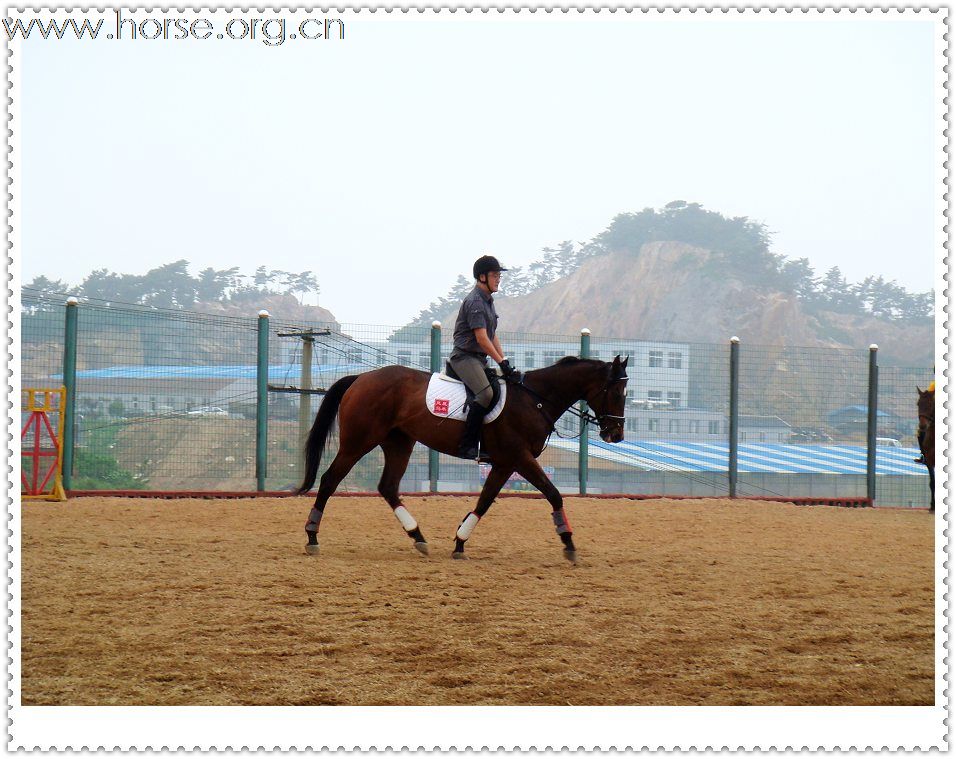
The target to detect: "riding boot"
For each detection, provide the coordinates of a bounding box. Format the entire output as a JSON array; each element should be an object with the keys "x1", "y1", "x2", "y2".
[{"x1": 458, "y1": 402, "x2": 489, "y2": 461}]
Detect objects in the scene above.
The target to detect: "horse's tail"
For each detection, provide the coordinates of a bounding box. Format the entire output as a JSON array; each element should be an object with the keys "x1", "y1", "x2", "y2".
[{"x1": 297, "y1": 374, "x2": 360, "y2": 494}]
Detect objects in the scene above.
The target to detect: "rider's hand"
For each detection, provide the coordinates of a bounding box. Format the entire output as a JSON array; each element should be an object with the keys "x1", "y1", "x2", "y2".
[{"x1": 498, "y1": 359, "x2": 521, "y2": 382}]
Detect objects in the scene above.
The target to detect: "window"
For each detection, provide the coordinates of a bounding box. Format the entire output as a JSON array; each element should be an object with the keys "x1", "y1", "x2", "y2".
[
  {"x1": 544, "y1": 350, "x2": 564, "y2": 365},
  {"x1": 563, "y1": 416, "x2": 575, "y2": 432},
  {"x1": 690, "y1": 421, "x2": 700, "y2": 434},
  {"x1": 590, "y1": 350, "x2": 600, "y2": 361},
  {"x1": 708, "y1": 420, "x2": 721, "y2": 435},
  {"x1": 524, "y1": 351, "x2": 536, "y2": 369},
  {"x1": 419, "y1": 351, "x2": 430, "y2": 369},
  {"x1": 667, "y1": 351, "x2": 683, "y2": 369},
  {"x1": 376, "y1": 350, "x2": 387, "y2": 365},
  {"x1": 649, "y1": 350, "x2": 663, "y2": 368},
  {"x1": 668, "y1": 419, "x2": 679, "y2": 434},
  {"x1": 648, "y1": 419, "x2": 659, "y2": 432},
  {"x1": 627, "y1": 418, "x2": 638, "y2": 432},
  {"x1": 648, "y1": 390, "x2": 663, "y2": 402},
  {"x1": 397, "y1": 351, "x2": 411, "y2": 367},
  {"x1": 347, "y1": 349, "x2": 363, "y2": 364},
  {"x1": 667, "y1": 392, "x2": 682, "y2": 408}
]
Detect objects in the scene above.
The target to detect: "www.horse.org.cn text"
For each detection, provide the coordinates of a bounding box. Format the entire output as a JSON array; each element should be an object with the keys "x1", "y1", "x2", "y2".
[{"x1": 3, "y1": 11, "x2": 346, "y2": 46}]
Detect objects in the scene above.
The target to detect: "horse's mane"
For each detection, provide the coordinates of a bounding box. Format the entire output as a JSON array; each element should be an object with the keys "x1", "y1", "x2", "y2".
[{"x1": 530, "y1": 355, "x2": 624, "y2": 379}]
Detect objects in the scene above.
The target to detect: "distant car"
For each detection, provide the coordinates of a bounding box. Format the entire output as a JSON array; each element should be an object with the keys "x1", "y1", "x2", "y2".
[
  {"x1": 187, "y1": 406, "x2": 228, "y2": 417},
  {"x1": 876, "y1": 437, "x2": 902, "y2": 448}
]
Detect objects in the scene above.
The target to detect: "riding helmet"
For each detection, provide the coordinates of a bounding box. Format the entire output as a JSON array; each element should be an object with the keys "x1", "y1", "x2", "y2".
[{"x1": 473, "y1": 255, "x2": 509, "y2": 279}]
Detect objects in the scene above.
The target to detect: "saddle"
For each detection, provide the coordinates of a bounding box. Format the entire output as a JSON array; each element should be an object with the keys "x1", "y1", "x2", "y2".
[{"x1": 425, "y1": 366, "x2": 507, "y2": 423}]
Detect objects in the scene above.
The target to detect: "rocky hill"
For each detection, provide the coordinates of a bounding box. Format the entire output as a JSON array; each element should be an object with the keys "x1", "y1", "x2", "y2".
[{"x1": 433, "y1": 242, "x2": 933, "y2": 366}]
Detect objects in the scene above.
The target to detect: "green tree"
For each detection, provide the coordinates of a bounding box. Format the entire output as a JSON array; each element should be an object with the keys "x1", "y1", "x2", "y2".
[{"x1": 25, "y1": 275, "x2": 71, "y2": 295}]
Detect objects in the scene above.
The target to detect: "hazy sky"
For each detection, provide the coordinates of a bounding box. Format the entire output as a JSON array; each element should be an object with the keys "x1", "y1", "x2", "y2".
[{"x1": 19, "y1": 12, "x2": 939, "y2": 325}]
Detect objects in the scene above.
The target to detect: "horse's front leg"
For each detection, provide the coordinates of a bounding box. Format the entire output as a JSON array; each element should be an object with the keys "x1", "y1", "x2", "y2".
[
  {"x1": 453, "y1": 464, "x2": 513, "y2": 559},
  {"x1": 515, "y1": 456, "x2": 577, "y2": 563}
]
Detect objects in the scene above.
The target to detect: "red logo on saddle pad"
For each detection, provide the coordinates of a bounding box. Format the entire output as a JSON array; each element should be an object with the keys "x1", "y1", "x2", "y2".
[{"x1": 433, "y1": 399, "x2": 450, "y2": 415}]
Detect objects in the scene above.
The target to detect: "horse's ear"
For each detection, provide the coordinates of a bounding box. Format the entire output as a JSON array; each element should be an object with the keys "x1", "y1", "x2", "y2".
[
  {"x1": 917, "y1": 386, "x2": 923, "y2": 395},
  {"x1": 622, "y1": 355, "x2": 629, "y2": 369},
  {"x1": 612, "y1": 354, "x2": 621, "y2": 365}
]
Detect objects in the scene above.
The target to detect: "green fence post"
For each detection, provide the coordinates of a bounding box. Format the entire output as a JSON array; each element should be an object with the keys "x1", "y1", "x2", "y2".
[
  {"x1": 61, "y1": 297, "x2": 79, "y2": 490},
  {"x1": 256, "y1": 310, "x2": 270, "y2": 492},
  {"x1": 728, "y1": 336, "x2": 740, "y2": 498},
  {"x1": 579, "y1": 328, "x2": 591, "y2": 495},
  {"x1": 866, "y1": 343, "x2": 879, "y2": 506},
  {"x1": 429, "y1": 321, "x2": 441, "y2": 493}
]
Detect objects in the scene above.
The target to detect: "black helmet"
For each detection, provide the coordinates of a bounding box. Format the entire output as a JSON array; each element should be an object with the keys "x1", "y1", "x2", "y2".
[{"x1": 473, "y1": 255, "x2": 509, "y2": 280}]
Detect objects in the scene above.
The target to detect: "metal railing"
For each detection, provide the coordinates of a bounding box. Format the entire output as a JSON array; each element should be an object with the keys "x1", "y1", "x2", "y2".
[{"x1": 21, "y1": 292, "x2": 934, "y2": 507}]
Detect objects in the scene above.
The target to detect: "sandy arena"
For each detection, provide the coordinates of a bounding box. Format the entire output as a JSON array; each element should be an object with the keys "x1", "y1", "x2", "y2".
[{"x1": 20, "y1": 496, "x2": 934, "y2": 705}]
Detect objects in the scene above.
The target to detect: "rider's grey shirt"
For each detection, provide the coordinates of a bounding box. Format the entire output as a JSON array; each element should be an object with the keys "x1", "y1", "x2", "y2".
[{"x1": 452, "y1": 286, "x2": 498, "y2": 359}]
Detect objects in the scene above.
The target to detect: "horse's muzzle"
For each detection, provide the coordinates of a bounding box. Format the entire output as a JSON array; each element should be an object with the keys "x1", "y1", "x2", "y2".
[{"x1": 600, "y1": 427, "x2": 624, "y2": 444}]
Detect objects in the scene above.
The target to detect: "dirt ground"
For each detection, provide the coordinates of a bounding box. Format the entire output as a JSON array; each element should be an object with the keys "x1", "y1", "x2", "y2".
[{"x1": 19, "y1": 496, "x2": 934, "y2": 706}]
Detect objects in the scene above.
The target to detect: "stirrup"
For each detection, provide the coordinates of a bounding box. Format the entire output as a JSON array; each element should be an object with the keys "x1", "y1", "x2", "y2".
[{"x1": 457, "y1": 446, "x2": 493, "y2": 463}]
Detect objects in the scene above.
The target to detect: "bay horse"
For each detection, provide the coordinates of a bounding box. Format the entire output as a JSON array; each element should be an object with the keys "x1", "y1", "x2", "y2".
[
  {"x1": 917, "y1": 386, "x2": 935, "y2": 512},
  {"x1": 297, "y1": 355, "x2": 629, "y2": 561}
]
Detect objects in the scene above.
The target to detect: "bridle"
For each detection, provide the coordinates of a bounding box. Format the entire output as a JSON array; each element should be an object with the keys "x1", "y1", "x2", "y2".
[{"x1": 513, "y1": 371, "x2": 628, "y2": 435}]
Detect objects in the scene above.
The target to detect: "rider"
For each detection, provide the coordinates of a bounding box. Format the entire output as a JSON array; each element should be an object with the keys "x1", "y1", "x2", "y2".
[{"x1": 450, "y1": 255, "x2": 521, "y2": 460}]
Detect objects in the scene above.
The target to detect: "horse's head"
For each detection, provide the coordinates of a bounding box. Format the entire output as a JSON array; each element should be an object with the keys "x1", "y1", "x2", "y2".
[
  {"x1": 587, "y1": 355, "x2": 629, "y2": 443},
  {"x1": 917, "y1": 385, "x2": 935, "y2": 429}
]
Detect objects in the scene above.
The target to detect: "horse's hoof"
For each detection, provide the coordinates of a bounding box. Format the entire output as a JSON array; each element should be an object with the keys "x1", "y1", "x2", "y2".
[
  {"x1": 452, "y1": 551, "x2": 469, "y2": 560},
  {"x1": 563, "y1": 549, "x2": 577, "y2": 564},
  {"x1": 414, "y1": 541, "x2": 430, "y2": 556},
  {"x1": 304, "y1": 544, "x2": 321, "y2": 556}
]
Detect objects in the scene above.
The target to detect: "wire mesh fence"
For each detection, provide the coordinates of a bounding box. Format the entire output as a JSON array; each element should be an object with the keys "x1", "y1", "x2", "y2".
[{"x1": 20, "y1": 293, "x2": 935, "y2": 507}]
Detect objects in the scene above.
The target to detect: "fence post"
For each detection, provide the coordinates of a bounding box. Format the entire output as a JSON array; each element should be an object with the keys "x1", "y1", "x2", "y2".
[
  {"x1": 866, "y1": 344, "x2": 879, "y2": 506},
  {"x1": 728, "y1": 336, "x2": 740, "y2": 498},
  {"x1": 429, "y1": 321, "x2": 441, "y2": 493},
  {"x1": 256, "y1": 310, "x2": 270, "y2": 492},
  {"x1": 297, "y1": 335, "x2": 314, "y2": 486},
  {"x1": 61, "y1": 297, "x2": 79, "y2": 490},
  {"x1": 579, "y1": 328, "x2": 591, "y2": 495}
]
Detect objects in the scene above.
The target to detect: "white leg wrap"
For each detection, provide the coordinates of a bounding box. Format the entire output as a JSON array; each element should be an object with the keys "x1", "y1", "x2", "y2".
[
  {"x1": 393, "y1": 505, "x2": 418, "y2": 532},
  {"x1": 456, "y1": 512, "x2": 480, "y2": 541}
]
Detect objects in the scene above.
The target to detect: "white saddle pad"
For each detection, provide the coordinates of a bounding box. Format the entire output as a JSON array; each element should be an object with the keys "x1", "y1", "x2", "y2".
[{"x1": 425, "y1": 373, "x2": 507, "y2": 423}]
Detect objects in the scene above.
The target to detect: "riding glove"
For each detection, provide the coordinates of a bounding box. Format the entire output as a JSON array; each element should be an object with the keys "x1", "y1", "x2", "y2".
[{"x1": 498, "y1": 359, "x2": 522, "y2": 383}]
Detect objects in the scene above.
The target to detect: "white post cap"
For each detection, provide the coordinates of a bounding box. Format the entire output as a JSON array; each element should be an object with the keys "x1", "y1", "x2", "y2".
[
  {"x1": 66, "y1": 296, "x2": 79, "y2": 305},
  {"x1": 730, "y1": 336, "x2": 740, "y2": 344},
  {"x1": 431, "y1": 320, "x2": 442, "y2": 329},
  {"x1": 869, "y1": 343, "x2": 879, "y2": 351},
  {"x1": 258, "y1": 310, "x2": 270, "y2": 318},
  {"x1": 581, "y1": 328, "x2": 591, "y2": 336}
]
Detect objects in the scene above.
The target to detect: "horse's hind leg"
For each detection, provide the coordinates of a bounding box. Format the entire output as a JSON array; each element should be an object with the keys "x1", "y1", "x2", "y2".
[
  {"x1": 304, "y1": 450, "x2": 364, "y2": 555},
  {"x1": 379, "y1": 431, "x2": 429, "y2": 555}
]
